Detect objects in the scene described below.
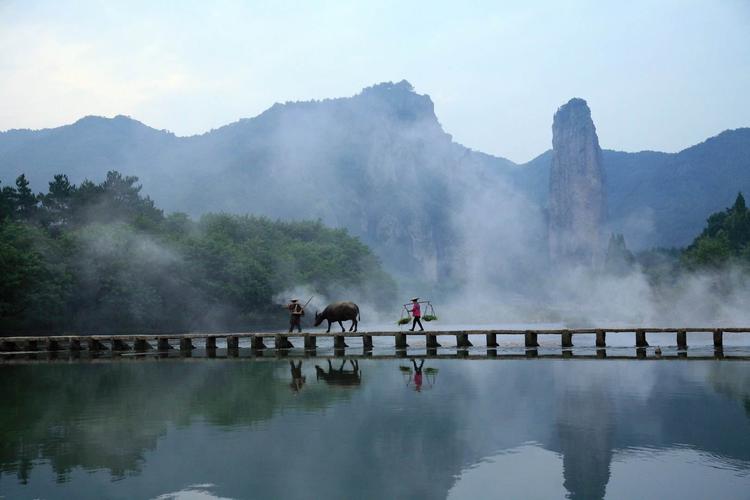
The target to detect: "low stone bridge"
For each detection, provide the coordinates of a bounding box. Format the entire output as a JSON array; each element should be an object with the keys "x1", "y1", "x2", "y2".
[{"x1": 0, "y1": 328, "x2": 746, "y2": 357}]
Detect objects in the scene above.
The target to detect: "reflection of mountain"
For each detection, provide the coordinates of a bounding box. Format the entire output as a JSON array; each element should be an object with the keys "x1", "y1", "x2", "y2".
[
  {"x1": 0, "y1": 361, "x2": 348, "y2": 483},
  {"x1": 709, "y1": 363, "x2": 750, "y2": 418},
  {"x1": 1, "y1": 359, "x2": 749, "y2": 499},
  {"x1": 555, "y1": 382, "x2": 614, "y2": 499}
]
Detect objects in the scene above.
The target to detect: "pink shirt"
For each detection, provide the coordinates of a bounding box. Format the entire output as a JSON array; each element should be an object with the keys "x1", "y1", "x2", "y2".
[{"x1": 412, "y1": 302, "x2": 421, "y2": 317}]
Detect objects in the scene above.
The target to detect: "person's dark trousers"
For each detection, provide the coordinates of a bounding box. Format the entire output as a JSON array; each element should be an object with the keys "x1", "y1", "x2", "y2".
[
  {"x1": 289, "y1": 317, "x2": 302, "y2": 333},
  {"x1": 410, "y1": 317, "x2": 424, "y2": 331}
]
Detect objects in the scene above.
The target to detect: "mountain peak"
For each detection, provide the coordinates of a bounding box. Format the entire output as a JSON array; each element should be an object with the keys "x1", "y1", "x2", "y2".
[
  {"x1": 555, "y1": 98, "x2": 592, "y2": 123},
  {"x1": 355, "y1": 80, "x2": 436, "y2": 123}
]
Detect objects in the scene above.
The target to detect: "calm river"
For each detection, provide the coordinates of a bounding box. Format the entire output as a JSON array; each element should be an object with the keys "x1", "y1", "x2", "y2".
[{"x1": 1, "y1": 339, "x2": 750, "y2": 499}]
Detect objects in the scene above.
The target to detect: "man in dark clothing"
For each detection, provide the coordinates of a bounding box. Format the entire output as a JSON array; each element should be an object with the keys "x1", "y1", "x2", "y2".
[{"x1": 288, "y1": 298, "x2": 304, "y2": 333}]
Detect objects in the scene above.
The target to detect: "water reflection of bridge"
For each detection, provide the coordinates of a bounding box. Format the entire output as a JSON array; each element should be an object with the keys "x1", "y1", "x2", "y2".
[{"x1": 2, "y1": 328, "x2": 750, "y2": 359}]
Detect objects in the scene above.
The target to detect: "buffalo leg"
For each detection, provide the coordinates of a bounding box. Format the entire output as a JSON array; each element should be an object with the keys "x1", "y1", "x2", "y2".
[
  {"x1": 327, "y1": 321, "x2": 331, "y2": 333},
  {"x1": 339, "y1": 321, "x2": 345, "y2": 332}
]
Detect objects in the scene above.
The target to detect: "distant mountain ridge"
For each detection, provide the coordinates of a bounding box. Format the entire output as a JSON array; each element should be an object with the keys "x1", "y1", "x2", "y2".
[{"x1": 1, "y1": 80, "x2": 749, "y2": 280}]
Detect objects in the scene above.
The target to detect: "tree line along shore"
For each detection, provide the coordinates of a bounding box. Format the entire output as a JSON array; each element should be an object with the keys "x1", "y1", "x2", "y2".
[{"x1": 0, "y1": 172, "x2": 396, "y2": 334}]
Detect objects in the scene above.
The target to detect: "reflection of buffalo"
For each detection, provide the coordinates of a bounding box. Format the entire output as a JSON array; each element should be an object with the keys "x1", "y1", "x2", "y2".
[
  {"x1": 315, "y1": 360, "x2": 361, "y2": 386},
  {"x1": 314, "y1": 301, "x2": 360, "y2": 332}
]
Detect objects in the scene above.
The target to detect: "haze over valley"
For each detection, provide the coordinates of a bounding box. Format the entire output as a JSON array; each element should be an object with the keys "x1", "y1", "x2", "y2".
[{"x1": 2, "y1": 80, "x2": 750, "y2": 327}]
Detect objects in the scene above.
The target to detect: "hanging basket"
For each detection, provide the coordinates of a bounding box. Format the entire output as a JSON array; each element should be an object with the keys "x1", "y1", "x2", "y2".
[{"x1": 422, "y1": 302, "x2": 438, "y2": 322}]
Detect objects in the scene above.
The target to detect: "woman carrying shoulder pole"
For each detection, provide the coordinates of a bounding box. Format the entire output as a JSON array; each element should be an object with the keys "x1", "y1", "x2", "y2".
[{"x1": 408, "y1": 297, "x2": 424, "y2": 332}]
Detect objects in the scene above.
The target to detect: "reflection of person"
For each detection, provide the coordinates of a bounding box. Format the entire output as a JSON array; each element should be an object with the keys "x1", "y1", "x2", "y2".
[
  {"x1": 407, "y1": 297, "x2": 424, "y2": 332},
  {"x1": 289, "y1": 361, "x2": 306, "y2": 393},
  {"x1": 288, "y1": 299, "x2": 305, "y2": 333},
  {"x1": 412, "y1": 358, "x2": 424, "y2": 392}
]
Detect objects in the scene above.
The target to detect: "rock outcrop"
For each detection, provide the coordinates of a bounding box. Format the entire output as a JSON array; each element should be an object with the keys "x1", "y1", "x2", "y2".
[{"x1": 548, "y1": 98, "x2": 607, "y2": 265}]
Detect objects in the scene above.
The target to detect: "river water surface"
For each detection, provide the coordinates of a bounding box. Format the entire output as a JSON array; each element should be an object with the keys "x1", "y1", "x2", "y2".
[{"x1": 1, "y1": 333, "x2": 750, "y2": 499}]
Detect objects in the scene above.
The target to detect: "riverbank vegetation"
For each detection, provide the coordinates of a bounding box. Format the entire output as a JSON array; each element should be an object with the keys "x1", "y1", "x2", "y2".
[
  {"x1": 0, "y1": 172, "x2": 396, "y2": 333},
  {"x1": 624, "y1": 193, "x2": 750, "y2": 283}
]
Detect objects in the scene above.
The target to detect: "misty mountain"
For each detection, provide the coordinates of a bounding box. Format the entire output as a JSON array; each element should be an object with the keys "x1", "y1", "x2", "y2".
[
  {"x1": 516, "y1": 128, "x2": 750, "y2": 249},
  {"x1": 2, "y1": 81, "x2": 749, "y2": 282},
  {"x1": 0, "y1": 81, "x2": 516, "y2": 283}
]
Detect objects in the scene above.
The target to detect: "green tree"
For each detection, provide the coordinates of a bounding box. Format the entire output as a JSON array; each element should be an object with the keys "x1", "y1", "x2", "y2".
[
  {"x1": 39, "y1": 174, "x2": 76, "y2": 230},
  {"x1": 0, "y1": 222, "x2": 71, "y2": 331},
  {"x1": 0, "y1": 180, "x2": 16, "y2": 220},
  {"x1": 683, "y1": 193, "x2": 750, "y2": 268},
  {"x1": 13, "y1": 174, "x2": 39, "y2": 221}
]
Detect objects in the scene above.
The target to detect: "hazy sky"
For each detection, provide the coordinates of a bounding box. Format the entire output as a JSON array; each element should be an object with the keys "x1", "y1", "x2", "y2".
[{"x1": 1, "y1": 0, "x2": 749, "y2": 162}]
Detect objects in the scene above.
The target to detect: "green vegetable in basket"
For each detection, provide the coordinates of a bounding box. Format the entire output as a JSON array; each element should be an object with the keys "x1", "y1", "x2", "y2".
[
  {"x1": 422, "y1": 314, "x2": 438, "y2": 322},
  {"x1": 397, "y1": 317, "x2": 411, "y2": 325}
]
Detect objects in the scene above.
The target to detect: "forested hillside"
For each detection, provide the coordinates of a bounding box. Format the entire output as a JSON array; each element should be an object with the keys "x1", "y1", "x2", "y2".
[
  {"x1": 1, "y1": 81, "x2": 749, "y2": 279},
  {"x1": 0, "y1": 172, "x2": 395, "y2": 333}
]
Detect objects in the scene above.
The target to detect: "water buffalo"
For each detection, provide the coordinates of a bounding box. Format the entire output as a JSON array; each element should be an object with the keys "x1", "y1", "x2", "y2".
[
  {"x1": 314, "y1": 301, "x2": 360, "y2": 332},
  {"x1": 315, "y1": 359, "x2": 361, "y2": 386}
]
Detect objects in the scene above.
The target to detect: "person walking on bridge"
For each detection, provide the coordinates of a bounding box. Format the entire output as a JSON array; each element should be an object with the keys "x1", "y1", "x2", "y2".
[
  {"x1": 407, "y1": 297, "x2": 424, "y2": 332},
  {"x1": 288, "y1": 299, "x2": 305, "y2": 333}
]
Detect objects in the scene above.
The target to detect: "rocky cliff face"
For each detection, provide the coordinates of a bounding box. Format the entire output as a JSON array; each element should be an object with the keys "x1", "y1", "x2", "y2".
[
  {"x1": 0, "y1": 81, "x2": 514, "y2": 284},
  {"x1": 548, "y1": 98, "x2": 607, "y2": 266}
]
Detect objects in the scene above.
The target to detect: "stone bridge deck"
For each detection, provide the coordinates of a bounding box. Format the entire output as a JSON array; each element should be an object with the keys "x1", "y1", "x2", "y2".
[{"x1": 0, "y1": 328, "x2": 747, "y2": 355}]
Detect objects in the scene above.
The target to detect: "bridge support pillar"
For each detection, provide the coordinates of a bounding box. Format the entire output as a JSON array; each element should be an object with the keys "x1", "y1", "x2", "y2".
[
  {"x1": 275, "y1": 335, "x2": 294, "y2": 349},
  {"x1": 157, "y1": 338, "x2": 172, "y2": 351},
  {"x1": 0, "y1": 340, "x2": 18, "y2": 352},
  {"x1": 87, "y1": 338, "x2": 107, "y2": 351},
  {"x1": 395, "y1": 332, "x2": 408, "y2": 349},
  {"x1": 134, "y1": 338, "x2": 152, "y2": 352},
  {"x1": 25, "y1": 340, "x2": 39, "y2": 351},
  {"x1": 635, "y1": 329, "x2": 649, "y2": 348},
  {"x1": 485, "y1": 333, "x2": 498, "y2": 348},
  {"x1": 713, "y1": 329, "x2": 723, "y2": 348},
  {"x1": 205, "y1": 337, "x2": 217, "y2": 350},
  {"x1": 636, "y1": 347, "x2": 647, "y2": 359},
  {"x1": 362, "y1": 335, "x2": 373, "y2": 351},
  {"x1": 427, "y1": 334, "x2": 441, "y2": 348},
  {"x1": 45, "y1": 338, "x2": 61, "y2": 351},
  {"x1": 524, "y1": 331, "x2": 539, "y2": 348},
  {"x1": 304, "y1": 334, "x2": 317, "y2": 351},
  {"x1": 456, "y1": 333, "x2": 473, "y2": 348},
  {"x1": 595, "y1": 330, "x2": 606, "y2": 348},
  {"x1": 334, "y1": 335, "x2": 348, "y2": 349},
  {"x1": 179, "y1": 338, "x2": 195, "y2": 351},
  {"x1": 561, "y1": 330, "x2": 573, "y2": 348},
  {"x1": 676, "y1": 330, "x2": 687, "y2": 350},
  {"x1": 69, "y1": 338, "x2": 82, "y2": 351},
  {"x1": 227, "y1": 336, "x2": 239, "y2": 350},
  {"x1": 596, "y1": 348, "x2": 607, "y2": 359},
  {"x1": 112, "y1": 339, "x2": 131, "y2": 351},
  {"x1": 251, "y1": 336, "x2": 266, "y2": 350}
]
